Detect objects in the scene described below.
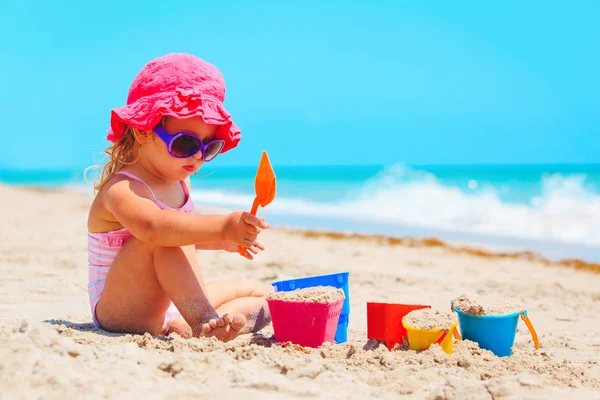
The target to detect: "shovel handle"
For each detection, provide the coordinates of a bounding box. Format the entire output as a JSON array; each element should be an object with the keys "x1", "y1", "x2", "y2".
[{"x1": 238, "y1": 198, "x2": 260, "y2": 256}]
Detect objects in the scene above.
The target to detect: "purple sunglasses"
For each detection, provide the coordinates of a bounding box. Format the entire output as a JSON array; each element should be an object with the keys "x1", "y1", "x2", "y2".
[{"x1": 152, "y1": 125, "x2": 225, "y2": 161}]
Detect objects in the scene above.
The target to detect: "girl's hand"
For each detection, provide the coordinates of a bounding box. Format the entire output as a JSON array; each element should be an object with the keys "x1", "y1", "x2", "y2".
[
  {"x1": 220, "y1": 240, "x2": 265, "y2": 260},
  {"x1": 223, "y1": 211, "x2": 270, "y2": 248}
]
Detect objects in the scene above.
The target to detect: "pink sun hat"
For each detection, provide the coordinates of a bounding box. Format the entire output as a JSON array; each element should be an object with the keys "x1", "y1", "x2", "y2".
[{"x1": 107, "y1": 53, "x2": 241, "y2": 153}]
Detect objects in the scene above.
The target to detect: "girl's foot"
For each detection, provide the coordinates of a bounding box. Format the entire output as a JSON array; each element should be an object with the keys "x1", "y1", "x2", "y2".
[{"x1": 200, "y1": 313, "x2": 246, "y2": 342}]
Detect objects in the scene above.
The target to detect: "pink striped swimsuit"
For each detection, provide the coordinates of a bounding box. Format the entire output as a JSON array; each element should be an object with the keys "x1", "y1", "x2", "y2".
[{"x1": 88, "y1": 171, "x2": 195, "y2": 334}]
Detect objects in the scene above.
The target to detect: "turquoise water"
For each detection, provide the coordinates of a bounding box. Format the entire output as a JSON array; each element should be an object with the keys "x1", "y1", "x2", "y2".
[
  {"x1": 191, "y1": 163, "x2": 600, "y2": 204},
  {"x1": 3, "y1": 163, "x2": 600, "y2": 261}
]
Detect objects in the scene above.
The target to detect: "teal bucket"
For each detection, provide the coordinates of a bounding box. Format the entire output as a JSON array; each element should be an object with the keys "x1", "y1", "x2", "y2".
[{"x1": 452, "y1": 306, "x2": 539, "y2": 357}]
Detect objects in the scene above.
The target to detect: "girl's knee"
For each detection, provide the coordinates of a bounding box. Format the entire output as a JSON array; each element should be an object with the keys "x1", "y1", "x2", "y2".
[
  {"x1": 120, "y1": 235, "x2": 158, "y2": 253},
  {"x1": 229, "y1": 280, "x2": 273, "y2": 297},
  {"x1": 251, "y1": 282, "x2": 275, "y2": 297},
  {"x1": 124, "y1": 236, "x2": 183, "y2": 252}
]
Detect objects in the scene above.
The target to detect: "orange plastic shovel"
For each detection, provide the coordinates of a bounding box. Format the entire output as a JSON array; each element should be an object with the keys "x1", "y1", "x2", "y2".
[{"x1": 238, "y1": 151, "x2": 276, "y2": 256}]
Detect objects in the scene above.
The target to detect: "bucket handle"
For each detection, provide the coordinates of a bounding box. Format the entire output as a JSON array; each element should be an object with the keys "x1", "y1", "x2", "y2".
[
  {"x1": 449, "y1": 300, "x2": 462, "y2": 340},
  {"x1": 434, "y1": 330, "x2": 449, "y2": 345},
  {"x1": 450, "y1": 300, "x2": 540, "y2": 350},
  {"x1": 452, "y1": 325, "x2": 462, "y2": 340},
  {"x1": 521, "y1": 310, "x2": 540, "y2": 350},
  {"x1": 434, "y1": 326, "x2": 461, "y2": 345}
]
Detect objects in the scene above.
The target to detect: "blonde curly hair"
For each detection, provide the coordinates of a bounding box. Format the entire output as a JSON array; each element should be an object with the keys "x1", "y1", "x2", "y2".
[{"x1": 85, "y1": 119, "x2": 165, "y2": 191}]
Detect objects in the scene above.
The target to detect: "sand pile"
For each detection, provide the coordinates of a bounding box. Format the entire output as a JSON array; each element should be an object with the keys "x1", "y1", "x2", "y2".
[
  {"x1": 403, "y1": 309, "x2": 457, "y2": 331},
  {"x1": 2, "y1": 185, "x2": 600, "y2": 399},
  {"x1": 453, "y1": 295, "x2": 523, "y2": 316},
  {"x1": 267, "y1": 286, "x2": 345, "y2": 303},
  {"x1": 3, "y1": 319, "x2": 599, "y2": 399}
]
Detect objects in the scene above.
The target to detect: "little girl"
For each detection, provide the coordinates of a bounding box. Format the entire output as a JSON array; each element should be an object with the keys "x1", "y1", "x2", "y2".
[{"x1": 87, "y1": 53, "x2": 274, "y2": 342}]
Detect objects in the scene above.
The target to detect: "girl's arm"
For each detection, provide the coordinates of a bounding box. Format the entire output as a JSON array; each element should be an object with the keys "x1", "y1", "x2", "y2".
[
  {"x1": 195, "y1": 240, "x2": 266, "y2": 260},
  {"x1": 184, "y1": 177, "x2": 225, "y2": 251},
  {"x1": 195, "y1": 242, "x2": 226, "y2": 250},
  {"x1": 104, "y1": 178, "x2": 267, "y2": 247}
]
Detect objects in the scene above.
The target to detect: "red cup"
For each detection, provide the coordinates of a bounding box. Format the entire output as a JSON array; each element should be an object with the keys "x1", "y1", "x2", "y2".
[
  {"x1": 267, "y1": 298, "x2": 344, "y2": 348},
  {"x1": 367, "y1": 302, "x2": 431, "y2": 350}
]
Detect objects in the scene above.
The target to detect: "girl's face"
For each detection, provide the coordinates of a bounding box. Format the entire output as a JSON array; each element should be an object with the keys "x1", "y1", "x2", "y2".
[{"x1": 138, "y1": 116, "x2": 218, "y2": 180}]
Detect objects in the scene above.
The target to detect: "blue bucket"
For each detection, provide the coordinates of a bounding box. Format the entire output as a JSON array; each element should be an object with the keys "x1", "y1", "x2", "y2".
[
  {"x1": 453, "y1": 307, "x2": 520, "y2": 357},
  {"x1": 272, "y1": 272, "x2": 350, "y2": 343}
]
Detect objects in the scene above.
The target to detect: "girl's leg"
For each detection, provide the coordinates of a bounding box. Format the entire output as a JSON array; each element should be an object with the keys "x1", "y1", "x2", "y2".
[
  {"x1": 94, "y1": 236, "x2": 244, "y2": 341},
  {"x1": 165, "y1": 281, "x2": 274, "y2": 337}
]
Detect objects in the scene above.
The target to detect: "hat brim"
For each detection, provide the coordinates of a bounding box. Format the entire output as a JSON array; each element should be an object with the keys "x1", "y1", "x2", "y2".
[{"x1": 107, "y1": 94, "x2": 241, "y2": 153}]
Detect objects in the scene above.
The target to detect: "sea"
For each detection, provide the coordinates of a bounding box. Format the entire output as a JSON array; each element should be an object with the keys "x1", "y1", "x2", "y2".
[{"x1": 3, "y1": 163, "x2": 600, "y2": 263}]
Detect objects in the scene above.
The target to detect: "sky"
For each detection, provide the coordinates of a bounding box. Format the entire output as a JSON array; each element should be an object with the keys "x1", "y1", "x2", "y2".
[{"x1": 1, "y1": 0, "x2": 599, "y2": 169}]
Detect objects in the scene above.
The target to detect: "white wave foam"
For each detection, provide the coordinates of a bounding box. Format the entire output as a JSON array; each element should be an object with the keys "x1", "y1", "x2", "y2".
[{"x1": 191, "y1": 164, "x2": 600, "y2": 248}]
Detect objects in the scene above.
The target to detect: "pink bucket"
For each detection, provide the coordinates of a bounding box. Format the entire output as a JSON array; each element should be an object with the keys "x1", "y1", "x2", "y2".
[{"x1": 267, "y1": 298, "x2": 344, "y2": 348}]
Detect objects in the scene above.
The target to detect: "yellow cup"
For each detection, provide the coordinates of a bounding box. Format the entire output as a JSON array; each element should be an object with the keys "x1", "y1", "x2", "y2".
[{"x1": 401, "y1": 319, "x2": 458, "y2": 355}]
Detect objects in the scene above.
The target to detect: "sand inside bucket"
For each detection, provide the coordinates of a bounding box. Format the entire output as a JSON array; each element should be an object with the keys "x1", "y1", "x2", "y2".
[
  {"x1": 403, "y1": 309, "x2": 456, "y2": 331},
  {"x1": 267, "y1": 286, "x2": 345, "y2": 303},
  {"x1": 453, "y1": 294, "x2": 522, "y2": 316}
]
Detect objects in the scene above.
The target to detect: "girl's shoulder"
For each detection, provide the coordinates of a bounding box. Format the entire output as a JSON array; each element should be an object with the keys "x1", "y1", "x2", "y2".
[
  {"x1": 104, "y1": 170, "x2": 157, "y2": 201},
  {"x1": 87, "y1": 170, "x2": 155, "y2": 232}
]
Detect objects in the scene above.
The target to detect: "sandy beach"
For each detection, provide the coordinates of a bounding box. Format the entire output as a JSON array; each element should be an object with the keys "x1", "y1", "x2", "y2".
[{"x1": 1, "y1": 183, "x2": 599, "y2": 400}]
